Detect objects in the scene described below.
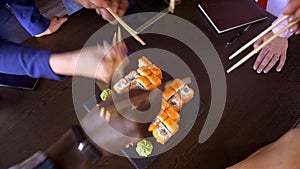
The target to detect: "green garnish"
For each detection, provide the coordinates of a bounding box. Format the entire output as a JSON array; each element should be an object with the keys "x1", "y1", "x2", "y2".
[
  {"x1": 100, "y1": 89, "x2": 112, "y2": 101},
  {"x1": 136, "y1": 139, "x2": 153, "y2": 157}
]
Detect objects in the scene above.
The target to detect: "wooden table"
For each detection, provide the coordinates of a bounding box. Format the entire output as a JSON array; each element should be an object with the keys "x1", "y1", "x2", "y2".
[{"x1": 1, "y1": 1, "x2": 300, "y2": 168}]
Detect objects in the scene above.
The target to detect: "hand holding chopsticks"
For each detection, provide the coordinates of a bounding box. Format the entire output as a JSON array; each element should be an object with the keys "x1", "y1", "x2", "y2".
[
  {"x1": 227, "y1": 16, "x2": 299, "y2": 73},
  {"x1": 106, "y1": 7, "x2": 146, "y2": 46}
]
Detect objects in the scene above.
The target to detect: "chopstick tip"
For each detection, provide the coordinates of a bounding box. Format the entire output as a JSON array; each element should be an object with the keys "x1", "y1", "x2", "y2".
[{"x1": 226, "y1": 68, "x2": 233, "y2": 74}]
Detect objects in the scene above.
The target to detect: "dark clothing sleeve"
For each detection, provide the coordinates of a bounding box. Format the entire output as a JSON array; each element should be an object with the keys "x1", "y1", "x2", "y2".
[
  {"x1": 8, "y1": 0, "x2": 50, "y2": 36},
  {"x1": 0, "y1": 0, "x2": 65, "y2": 80}
]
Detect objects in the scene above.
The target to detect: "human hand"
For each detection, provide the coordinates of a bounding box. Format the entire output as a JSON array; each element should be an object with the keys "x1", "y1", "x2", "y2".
[
  {"x1": 35, "y1": 15, "x2": 68, "y2": 38},
  {"x1": 94, "y1": 41, "x2": 128, "y2": 83},
  {"x1": 282, "y1": 0, "x2": 300, "y2": 34},
  {"x1": 95, "y1": 0, "x2": 129, "y2": 23},
  {"x1": 253, "y1": 32, "x2": 288, "y2": 73},
  {"x1": 226, "y1": 128, "x2": 300, "y2": 169},
  {"x1": 49, "y1": 39, "x2": 127, "y2": 83},
  {"x1": 74, "y1": 0, "x2": 129, "y2": 23}
]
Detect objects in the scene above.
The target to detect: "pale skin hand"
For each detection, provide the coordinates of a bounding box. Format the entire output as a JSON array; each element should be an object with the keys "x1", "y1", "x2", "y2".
[
  {"x1": 226, "y1": 128, "x2": 300, "y2": 169},
  {"x1": 282, "y1": 0, "x2": 300, "y2": 34},
  {"x1": 74, "y1": 0, "x2": 129, "y2": 23},
  {"x1": 253, "y1": 32, "x2": 288, "y2": 74},
  {"x1": 35, "y1": 15, "x2": 68, "y2": 38},
  {"x1": 49, "y1": 41, "x2": 126, "y2": 83}
]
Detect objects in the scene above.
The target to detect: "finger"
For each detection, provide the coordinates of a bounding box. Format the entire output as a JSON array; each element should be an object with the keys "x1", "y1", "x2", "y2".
[
  {"x1": 253, "y1": 48, "x2": 268, "y2": 70},
  {"x1": 110, "y1": 47, "x2": 126, "y2": 66},
  {"x1": 97, "y1": 42, "x2": 108, "y2": 56},
  {"x1": 289, "y1": 23, "x2": 299, "y2": 33},
  {"x1": 95, "y1": 8, "x2": 102, "y2": 15},
  {"x1": 117, "y1": 0, "x2": 128, "y2": 17},
  {"x1": 103, "y1": 41, "x2": 111, "y2": 51},
  {"x1": 117, "y1": 26, "x2": 122, "y2": 43},
  {"x1": 263, "y1": 55, "x2": 280, "y2": 73},
  {"x1": 110, "y1": 0, "x2": 119, "y2": 14},
  {"x1": 112, "y1": 32, "x2": 117, "y2": 46},
  {"x1": 100, "y1": 8, "x2": 116, "y2": 24},
  {"x1": 111, "y1": 50, "x2": 128, "y2": 76},
  {"x1": 103, "y1": 41, "x2": 115, "y2": 61},
  {"x1": 257, "y1": 51, "x2": 273, "y2": 74},
  {"x1": 253, "y1": 37, "x2": 264, "y2": 49},
  {"x1": 119, "y1": 41, "x2": 128, "y2": 56},
  {"x1": 282, "y1": 0, "x2": 300, "y2": 15},
  {"x1": 105, "y1": 110, "x2": 111, "y2": 122},
  {"x1": 99, "y1": 107, "x2": 105, "y2": 117},
  {"x1": 117, "y1": 27, "x2": 128, "y2": 55},
  {"x1": 276, "y1": 53, "x2": 287, "y2": 72},
  {"x1": 117, "y1": 39, "x2": 128, "y2": 56}
]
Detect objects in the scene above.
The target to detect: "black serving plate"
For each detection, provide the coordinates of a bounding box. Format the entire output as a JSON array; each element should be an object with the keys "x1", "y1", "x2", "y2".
[
  {"x1": 83, "y1": 85, "x2": 205, "y2": 169},
  {"x1": 121, "y1": 101, "x2": 205, "y2": 169},
  {"x1": 83, "y1": 58, "x2": 205, "y2": 169}
]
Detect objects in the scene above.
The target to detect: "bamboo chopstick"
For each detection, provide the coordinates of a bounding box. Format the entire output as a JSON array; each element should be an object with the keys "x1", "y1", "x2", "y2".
[
  {"x1": 106, "y1": 7, "x2": 146, "y2": 46},
  {"x1": 227, "y1": 18, "x2": 299, "y2": 73},
  {"x1": 135, "y1": 7, "x2": 170, "y2": 34},
  {"x1": 169, "y1": 0, "x2": 175, "y2": 13},
  {"x1": 228, "y1": 15, "x2": 290, "y2": 60}
]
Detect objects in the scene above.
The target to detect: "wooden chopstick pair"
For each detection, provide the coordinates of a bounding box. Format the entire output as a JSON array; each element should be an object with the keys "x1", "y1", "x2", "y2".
[
  {"x1": 227, "y1": 15, "x2": 299, "y2": 73},
  {"x1": 106, "y1": 7, "x2": 146, "y2": 46},
  {"x1": 106, "y1": 0, "x2": 177, "y2": 45}
]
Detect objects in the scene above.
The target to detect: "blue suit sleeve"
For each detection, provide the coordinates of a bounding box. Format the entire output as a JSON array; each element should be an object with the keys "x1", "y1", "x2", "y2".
[
  {"x1": 0, "y1": 38, "x2": 66, "y2": 80},
  {"x1": 8, "y1": 0, "x2": 50, "y2": 36},
  {"x1": 61, "y1": 0, "x2": 83, "y2": 15}
]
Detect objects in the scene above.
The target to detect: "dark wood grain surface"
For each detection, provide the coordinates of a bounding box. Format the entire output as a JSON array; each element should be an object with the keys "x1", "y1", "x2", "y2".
[{"x1": 1, "y1": 1, "x2": 300, "y2": 169}]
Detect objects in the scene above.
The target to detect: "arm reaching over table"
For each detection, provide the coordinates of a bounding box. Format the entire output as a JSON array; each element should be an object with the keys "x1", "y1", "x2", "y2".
[
  {"x1": 252, "y1": 0, "x2": 300, "y2": 74},
  {"x1": 227, "y1": 128, "x2": 300, "y2": 169},
  {"x1": 49, "y1": 41, "x2": 127, "y2": 83},
  {"x1": 0, "y1": 39, "x2": 127, "y2": 83}
]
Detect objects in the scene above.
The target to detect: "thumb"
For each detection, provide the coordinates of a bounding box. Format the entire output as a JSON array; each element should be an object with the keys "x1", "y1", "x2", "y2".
[{"x1": 282, "y1": 3, "x2": 293, "y2": 15}]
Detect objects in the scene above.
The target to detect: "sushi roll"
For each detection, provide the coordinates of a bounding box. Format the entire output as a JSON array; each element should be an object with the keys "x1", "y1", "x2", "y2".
[
  {"x1": 178, "y1": 85, "x2": 194, "y2": 103},
  {"x1": 129, "y1": 81, "x2": 144, "y2": 89},
  {"x1": 157, "y1": 110, "x2": 168, "y2": 121},
  {"x1": 165, "y1": 106, "x2": 180, "y2": 122},
  {"x1": 113, "y1": 78, "x2": 130, "y2": 94},
  {"x1": 138, "y1": 56, "x2": 152, "y2": 67},
  {"x1": 136, "y1": 76, "x2": 151, "y2": 88},
  {"x1": 144, "y1": 84, "x2": 157, "y2": 90},
  {"x1": 124, "y1": 71, "x2": 140, "y2": 83},
  {"x1": 168, "y1": 93, "x2": 183, "y2": 112},
  {"x1": 148, "y1": 64, "x2": 162, "y2": 79},
  {"x1": 146, "y1": 74, "x2": 161, "y2": 86},
  {"x1": 161, "y1": 98, "x2": 170, "y2": 110},
  {"x1": 152, "y1": 127, "x2": 170, "y2": 144},
  {"x1": 151, "y1": 117, "x2": 179, "y2": 144},
  {"x1": 163, "y1": 87, "x2": 176, "y2": 101},
  {"x1": 169, "y1": 78, "x2": 185, "y2": 92},
  {"x1": 137, "y1": 66, "x2": 152, "y2": 76},
  {"x1": 163, "y1": 117, "x2": 179, "y2": 135}
]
